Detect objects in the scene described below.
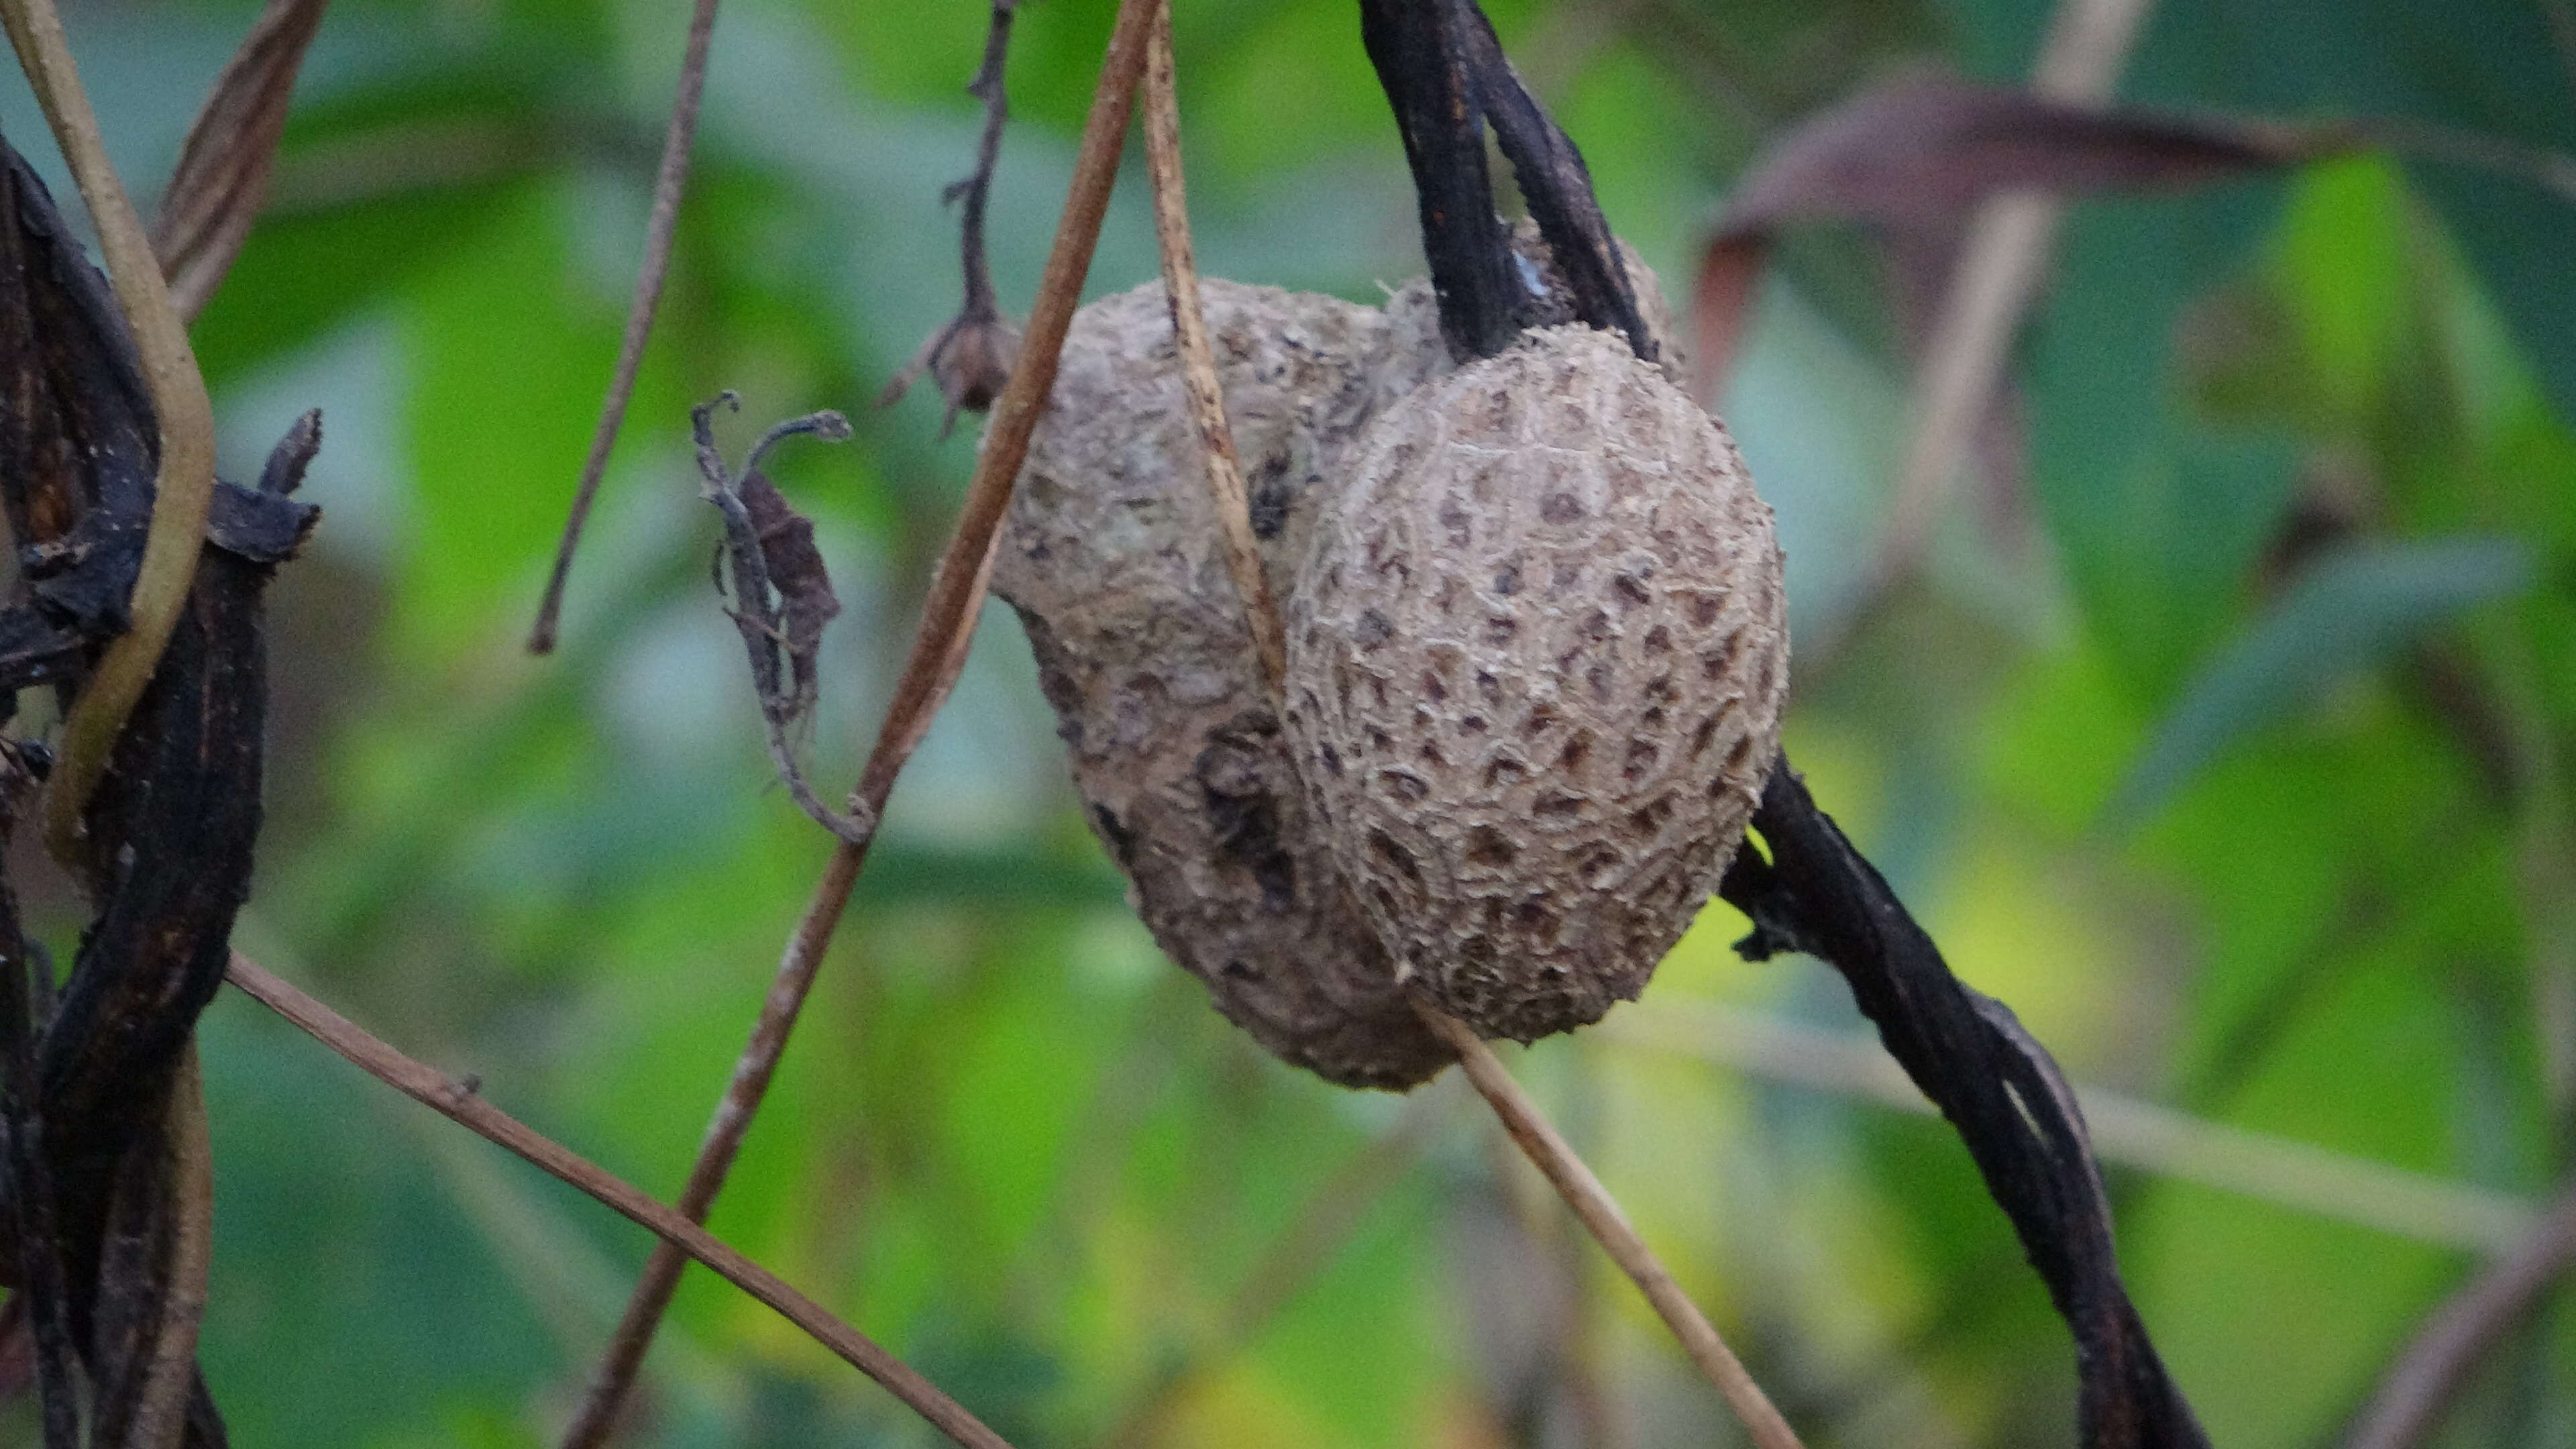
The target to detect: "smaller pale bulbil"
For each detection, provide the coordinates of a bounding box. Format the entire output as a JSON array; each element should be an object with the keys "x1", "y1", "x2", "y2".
[
  {"x1": 1281, "y1": 325, "x2": 1787, "y2": 1042},
  {"x1": 994, "y1": 278, "x2": 1453, "y2": 1088}
]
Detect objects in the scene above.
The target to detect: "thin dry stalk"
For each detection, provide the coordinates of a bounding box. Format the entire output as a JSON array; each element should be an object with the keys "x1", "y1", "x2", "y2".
[
  {"x1": 528, "y1": 0, "x2": 723, "y2": 655},
  {"x1": 125, "y1": 1046, "x2": 215, "y2": 1448},
  {"x1": 556, "y1": 3, "x2": 1161, "y2": 1440},
  {"x1": 1411, "y1": 1002, "x2": 1807, "y2": 1449},
  {"x1": 1841, "y1": 0, "x2": 2156, "y2": 649},
  {"x1": 2343, "y1": 1177, "x2": 2576, "y2": 1449},
  {"x1": 0, "y1": 0, "x2": 221, "y2": 862},
  {"x1": 222, "y1": 955, "x2": 1016, "y2": 1449},
  {"x1": 1140, "y1": 0, "x2": 1286, "y2": 690},
  {"x1": 152, "y1": 0, "x2": 332, "y2": 321}
]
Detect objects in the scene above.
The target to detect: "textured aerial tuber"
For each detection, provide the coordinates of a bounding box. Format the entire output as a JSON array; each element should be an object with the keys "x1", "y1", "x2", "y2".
[{"x1": 1281, "y1": 325, "x2": 1787, "y2": 1042}]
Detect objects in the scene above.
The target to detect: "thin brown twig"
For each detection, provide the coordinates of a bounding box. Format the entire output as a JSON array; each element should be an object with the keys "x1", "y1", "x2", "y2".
[
  {"x1": 1103, "y1": 1085, "x2": 1450, "y2": 1448},
  {"x1": 221, "y1": 954, "x2": 1016, "y2": 1449},
  {"x1": 127, "y1": 1045, "x2": 215, "y2": 1448},
  {"x1": 528, "y1": 0, "x2": 722, "y2": 655},
  {"x1": 0, "y1": 0, "x2": 221, "y2": 865},
  {"x1": 1409, "y1": 1002, "x2": 1807, "y2": 1449},
  {"x1": 555, "y1": 4, "x2": 1161, "y2": 1440},
  {"x1": 1140, "y1": 0, "x2": 1286, "y2": 690},
  {"x1": 2343, "y1": 1176, "x2": 2576, "y2": 1449},
  {"x1": 1816, "y1": 0, "x2": 2155, "y2": 663}
]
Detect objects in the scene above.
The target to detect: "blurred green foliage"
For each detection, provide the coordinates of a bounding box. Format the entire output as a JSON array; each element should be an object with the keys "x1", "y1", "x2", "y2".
[{"x1": 4, "y1": 0, "x2": 2574, "y2": 1444}]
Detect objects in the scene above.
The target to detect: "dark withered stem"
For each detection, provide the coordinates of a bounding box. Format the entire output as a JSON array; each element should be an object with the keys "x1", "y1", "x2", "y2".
[
  {"x1": 879, "y1": 1, "x2": 1026, "y2": 437},
  {"x1": 0, "y1": 756, "x2": 75, "y2": 1448},
  {"x1": 1356, "y1": 0, "x2": 1526, "y2": 361}
]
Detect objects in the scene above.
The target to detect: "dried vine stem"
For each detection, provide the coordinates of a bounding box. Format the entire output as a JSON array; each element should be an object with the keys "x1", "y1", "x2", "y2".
[
  {"x1": 528, "y1": 0, "x2": 722, "y2": 655},
  {"x1": 222, "y1": 955, "x2": 1016, "y2": 1449},
  {"x1": 0, "y1": 0, "x2": 219, "y2": 863},
  {"x1": 1411, "y1": 1003, "x2": 1807, "y2": 1449},
  {"x1": 1140, "y1": 0, "x2": 1285, "y2": 688},
  {"x1": 556, "y1": 4, "x2": 1161, "y2": 1440}
]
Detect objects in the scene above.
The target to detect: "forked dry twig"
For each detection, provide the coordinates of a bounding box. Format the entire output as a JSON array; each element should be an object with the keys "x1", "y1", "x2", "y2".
[
  {"x1": 1413, "y1": 1004, "x2": 1807, "y2": 1449},
  {"x1": 555, "y1": 3, "x2": 1162, "y2": 1440},
  {"x1": 528, "y1": 0, "x2": 723, "y2": 655},
  {"x1": 223, "y1": 955, "x2": 1016, "y2": 1449}
]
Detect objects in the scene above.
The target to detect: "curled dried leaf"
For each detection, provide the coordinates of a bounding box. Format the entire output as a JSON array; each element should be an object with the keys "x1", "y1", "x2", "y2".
[{"x1": 694, "y1": 393, "x2": 869, "y2": 844}]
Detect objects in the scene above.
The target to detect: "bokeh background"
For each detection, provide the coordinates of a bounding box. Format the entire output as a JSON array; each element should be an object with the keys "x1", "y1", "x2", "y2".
[{"x1": 6, "y1": 0, "x2": 2575, "y2": 1444}]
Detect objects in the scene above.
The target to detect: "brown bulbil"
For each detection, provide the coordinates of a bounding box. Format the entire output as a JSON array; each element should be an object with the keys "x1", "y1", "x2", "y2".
[
  {"x1": 993, "y1": 278, "x2": 1455, "y2": 1088},
  {"x1": 1283, "y1": 325, "x2": 1787, "y2": 1042}
]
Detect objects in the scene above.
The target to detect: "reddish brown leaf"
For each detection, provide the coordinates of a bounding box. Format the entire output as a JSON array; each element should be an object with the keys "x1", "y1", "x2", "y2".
[
  {"x1": 151, "y1": 0, "x2": 333, "y2": 323},
  {"x1": 1690, "y1": 76, "x2": 2334, "y2": 393}
]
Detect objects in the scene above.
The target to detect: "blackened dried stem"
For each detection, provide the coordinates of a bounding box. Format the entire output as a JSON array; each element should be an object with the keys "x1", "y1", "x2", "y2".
[
  {"x1": 1358, "y1": 0, "x2": 1526, "y2": 361},
  {"x1": 1412, "y1": 1003, "x2": 1808, "y2": 1449},
  {"x1": 528, "y1": 0, "x2": 722, "y2": 655},
  {"x1": 557, "y1": 5, "x2": 1159, "y2": 1440},
  {"x1": 223, "y1": 955, "x2": 1017, "y2": 1449},
  {"x1": 1, "y1": 831, "x2": 77, "y2": 1446},
  {"x1": 1722, "y1": 755, "x2": 2208, "y2": 1446},
  {"x1": 2343, "y1": 1176, "x2": 2576, "y2": 1449},
  {"x1": 0, "y1": 0, "x2": 220, "y2": 865},
  {"x1": 1140, "y1": 1, "x2": 1287, "y2": 690},
  {"x1": 1453, "y1": 3, "x2": 1654, "y2": 363}
]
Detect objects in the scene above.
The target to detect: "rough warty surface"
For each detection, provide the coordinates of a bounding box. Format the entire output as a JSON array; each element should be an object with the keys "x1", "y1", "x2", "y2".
[
  {"x1": 992, "y1": 278, "x2": 1456, "y2": 1089},
  {"x1": 1283, "y1": 325, "x2": 1788, "y2": 1042}
]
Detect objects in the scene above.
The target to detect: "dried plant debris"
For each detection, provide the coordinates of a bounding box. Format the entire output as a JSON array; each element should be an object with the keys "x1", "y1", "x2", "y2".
[
  {"x1": 694, "y1": 393, "x2": 868, "y2": 843},
  {"x1": 0, "y1": 127, "x2": 320, "y2": 1446},
  {"x1": 1285, "y1": 325, "x2": 1786, "y2": 1042},
  {"x1": 879, "y1": 0, "x2": 1025, "y2": 435},
  {"x1": 997, "y1": 242, "x2": 1686, "y2": 1088}
]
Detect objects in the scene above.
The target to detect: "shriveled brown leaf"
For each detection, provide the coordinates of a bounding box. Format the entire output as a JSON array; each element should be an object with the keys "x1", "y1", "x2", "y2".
[
  {"x1": 1692, "y1": 75, "x2": 2334, "y2": 392},
  {"x1": 152, "y1": 0, "x2": 333, "y2": 322}
]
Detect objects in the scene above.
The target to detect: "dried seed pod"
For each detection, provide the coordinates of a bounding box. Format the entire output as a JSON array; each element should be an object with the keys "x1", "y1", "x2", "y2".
[
  {"x1": 993, "y1": 278, "x2": 1454, "y2": 1089},
  {"x1": 1283, "y1": 325, "x2": 1788, "y2": 1042}
]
